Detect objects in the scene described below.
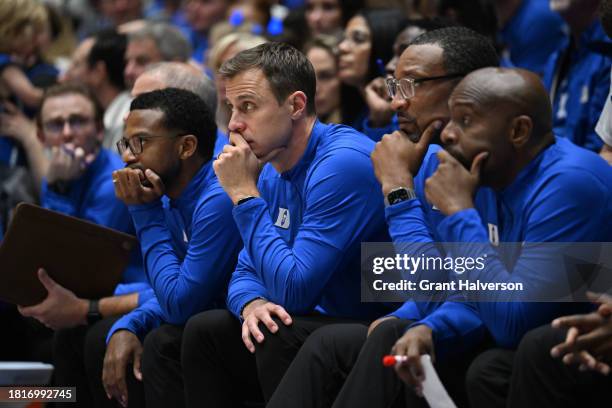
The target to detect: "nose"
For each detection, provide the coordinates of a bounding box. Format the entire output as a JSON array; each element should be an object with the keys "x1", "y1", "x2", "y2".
[
  {"x1": 440, "y1": 121, "x2": 456, "y2": 145},
  {"x1": 60, "y1": 121, "x2": 75, "y2": 143},
  {"x1": 227, "y1": 112, "x2": 246, "y2": 134},
  {"x1": 390, "y1": 92, "x2": 409, "y2": 112},
  {"x1": 338, "y1": 38, "x2": 350, "y2": 53},
  {"x1": 120, "y1": 144, "x2": 136, "y2": 164}
]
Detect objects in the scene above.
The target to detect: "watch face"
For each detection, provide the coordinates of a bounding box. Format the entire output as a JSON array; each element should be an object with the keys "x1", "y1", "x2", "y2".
[{"x1": 387, "y1": 187, "x2": 416, "y2": 205}]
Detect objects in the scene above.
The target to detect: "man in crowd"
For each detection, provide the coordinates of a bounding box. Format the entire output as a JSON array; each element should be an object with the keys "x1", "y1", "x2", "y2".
[
  {"x1": 61, "y1": 30, "x2": 130, "y2": 150},
  {"x1": 101, "y1": 87, "x2": 241, "y2": 408},
  {"x1": 17, "y1": 83, "x2": 150, "y2": 407},
  {"x1": 124, "y1": 22, "x2": 192, "y2": 89},
  {"x1": 171, "y1": 42, "x2": 392, "y2": 408}
]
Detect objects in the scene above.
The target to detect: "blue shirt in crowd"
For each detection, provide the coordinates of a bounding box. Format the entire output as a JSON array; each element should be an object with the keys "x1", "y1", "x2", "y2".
[
  {"x1": 227, "y1": 120, "x2": 392, "y2": 321},
  {"x1": 543, "y1": 20, "x2": 612, "y2": 152},
  {"x1": 498, "y1": 0, "x2": 566, "y2": 77},
  {"x1": 107, "y1": 161, "x2": 241, "y2": 341}
]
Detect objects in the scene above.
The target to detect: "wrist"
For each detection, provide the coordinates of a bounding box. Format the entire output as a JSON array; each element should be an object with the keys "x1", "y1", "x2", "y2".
[
  {"x1": 443, "y1": 198, "x2": 475, "y2": 216},
  {"x1": 381, "y1": 176, "x2": 414, "y2": 196},
  {"x1": 241, "y1": 297, "x2": 267, "y2": 319},
  {"x1": 229, "y1": 187, "x2": 260, "y2": 205}
]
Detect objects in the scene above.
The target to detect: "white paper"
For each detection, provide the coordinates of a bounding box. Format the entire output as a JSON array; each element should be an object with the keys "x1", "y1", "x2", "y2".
[{"x1": 420, "y1": 355, "x2": 457, "y2": 408}]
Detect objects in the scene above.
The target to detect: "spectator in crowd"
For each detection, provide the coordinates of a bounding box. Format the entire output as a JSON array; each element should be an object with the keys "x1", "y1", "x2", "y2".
[
  {"x1": 182, "y1": 0, "x2": 234, "y2": 64},
  {"x1": 16, "y1": 82, "x2": 150, "y2": 408},
  {"x1": 61, "y1": 30, "x2": 130, "y2": 151},
  {"x1": 100, "y1": 87, "x2": 241, "y2": 408},
  {"x1": 337, "y1": 9, "x2": 405, "y2": 139},
  {"x1": 494, "y1": 0, "x2": 566, "y2": 76},
  {"x1": 177, "y1": 42, "x2": 392, "y2": 408},
  {"x1": 543, "y1": 0, "x2": 611, "y2": 151},
  {"x1": 304, "y1": 0, "x2": 362, "y2": 37},
  {"x1": 124, "y1": 22, "x2": 192, "y2": 89},
  {"x1": 304, "y1": 35, "x2": 342, "y2": 123}
]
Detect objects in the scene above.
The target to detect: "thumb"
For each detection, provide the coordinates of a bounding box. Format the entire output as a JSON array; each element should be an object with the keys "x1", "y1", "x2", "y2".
[
  {"x1": 470, "y1": 151, "x2": 489, "y2": 177},
  {"x1": 38, "y1": 268, "x2": 57, "y2": 292}
]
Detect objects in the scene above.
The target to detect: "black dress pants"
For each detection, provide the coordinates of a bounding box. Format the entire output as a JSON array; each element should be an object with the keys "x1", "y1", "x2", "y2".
[
  {"x1": 180, "y1": 309, "x2": 365, "y2": 408},
  {"x1": 269, "y1": 318, "x2": 474, "y2": 408},
  {"x1": 53, "y1": 317, "x2": 145, "y2": 408},
  {"x1": 466, "y1": 324, "x2": 612, "y2": 408}
]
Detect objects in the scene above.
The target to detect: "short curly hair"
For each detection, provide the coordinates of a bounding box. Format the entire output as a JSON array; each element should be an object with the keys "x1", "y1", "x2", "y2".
[
  {"x1": 410, "y1": 26, "x2": 499, "y2": 75},
  {"x1": 130, "y1": 88, "x2": 217, "y2": 161}
]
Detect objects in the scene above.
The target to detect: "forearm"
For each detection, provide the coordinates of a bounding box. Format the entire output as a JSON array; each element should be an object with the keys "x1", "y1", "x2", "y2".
[
  {"x1": 2, "y1": 67, "x2": 43, "y2": 108},
  {"x1": 99, "y1": 293, "x2": 139, "y2": 318}
]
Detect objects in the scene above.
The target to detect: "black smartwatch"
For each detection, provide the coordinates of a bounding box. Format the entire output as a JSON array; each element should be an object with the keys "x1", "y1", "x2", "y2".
[
  {"x1": 87, "y1": 299, "x2": 102, "y2": 325},
  {"x1": 385, "y1": 187, "x2": 417, "y2": 207}
]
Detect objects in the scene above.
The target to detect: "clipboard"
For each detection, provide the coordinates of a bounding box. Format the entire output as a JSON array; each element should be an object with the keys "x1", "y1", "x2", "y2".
[{"x1": 0, "y1": 203, "x2": 137, "y2": 306}]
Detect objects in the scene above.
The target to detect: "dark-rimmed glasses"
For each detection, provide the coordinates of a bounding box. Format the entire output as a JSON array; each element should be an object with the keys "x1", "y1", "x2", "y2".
[{"x1": 116, "y1": 134, "x2": 181, "y2": 155}]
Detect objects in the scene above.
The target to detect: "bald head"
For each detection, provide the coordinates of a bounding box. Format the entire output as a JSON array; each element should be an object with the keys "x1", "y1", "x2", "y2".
[
  {"x1": 451, "y1": 67, "x2": 553, "y2": 141},
  {"x1": 132, "y1": 62, "x2": 217, "y2": 115}
]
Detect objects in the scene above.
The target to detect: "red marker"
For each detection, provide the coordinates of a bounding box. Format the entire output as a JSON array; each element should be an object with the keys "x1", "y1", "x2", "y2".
[{"x1": 382, "y1": 355, "x2": 408, "y2": 367}]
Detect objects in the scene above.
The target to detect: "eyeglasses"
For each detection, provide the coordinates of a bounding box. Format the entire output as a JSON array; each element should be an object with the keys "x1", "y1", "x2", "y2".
[
  {"x1": 116, "y1": 134, "x2": 181, "y2": 156},
  {"x1": 385, "y1": 73, "x2": 465, "y2": 100},
  {"x1": 42, "y1": 115, "x2": 95, "y2": 134}
]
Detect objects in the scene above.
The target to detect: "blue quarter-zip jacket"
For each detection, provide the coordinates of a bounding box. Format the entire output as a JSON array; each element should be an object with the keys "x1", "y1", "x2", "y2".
[
  {"x1": 107, "y1": 161, "x2": 241, "y2": 341},
  {"x1": 403, "y1": 138, "x2": 612, "y2": 355},
  {"x1": 227, "y1": 120, "x2": 393, "y2": 320}
]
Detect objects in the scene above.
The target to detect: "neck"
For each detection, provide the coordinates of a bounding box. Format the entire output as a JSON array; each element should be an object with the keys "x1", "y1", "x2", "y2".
[
  {"x1": 166, "y1": 155, "x2": 206, "y2": 199},
  {"x1": 270, "y1": 115, "x2": 317, "y2": 173},
  {"x1": 97, "y1": 84, "x2": 121, "y2": 109},
  {"x1": 495, "y1": 0, "x2": 523, "y2": 29}
]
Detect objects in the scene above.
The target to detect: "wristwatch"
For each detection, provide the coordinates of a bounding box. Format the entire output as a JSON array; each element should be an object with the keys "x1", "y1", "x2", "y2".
[
  {"x1": 87, "y1": 299, "x2": 102, "y2": 325},
  {"x1": 385, "y1": 187, "x2": 417, "y2": 207}
]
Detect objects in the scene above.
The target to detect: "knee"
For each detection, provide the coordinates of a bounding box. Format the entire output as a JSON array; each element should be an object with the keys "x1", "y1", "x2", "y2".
[
  {"x1": 515, "y1": 324, "x2": 564, "y2": 367},
  {"x1": 253, "y1": 317, "x2": 290, "y2": 354},
  {"x1": 367, "y1": 318, "x2": 410, "y2": 348},
  {"x1": 184, "y1": 309, "x2": 236, "y2": 343},
  {"x1": 465, "y1": 349, "x2": 504, "y2": 392}
]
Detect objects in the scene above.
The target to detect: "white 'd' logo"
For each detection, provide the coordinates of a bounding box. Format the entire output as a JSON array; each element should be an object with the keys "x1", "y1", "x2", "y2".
[{"x1": 275, "y1": 208, "x2": 290, "y2": 229}]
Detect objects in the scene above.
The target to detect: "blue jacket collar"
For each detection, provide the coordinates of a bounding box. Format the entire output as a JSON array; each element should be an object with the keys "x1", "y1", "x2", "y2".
[{"x1": 281, "y1": 120, "x2": 325, "y2": 181}]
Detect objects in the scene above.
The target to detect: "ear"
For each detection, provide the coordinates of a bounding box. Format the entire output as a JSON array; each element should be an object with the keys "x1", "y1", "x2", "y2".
[
  {"x1": 509, "y1": 115, "x2": 532, "y2": 148},
  {"x1": 288, "y1": 91, "x2": 308, "y2": 120},
  {"x1": 178, "y1": 134, "x2": 198, "y2": 159}
]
